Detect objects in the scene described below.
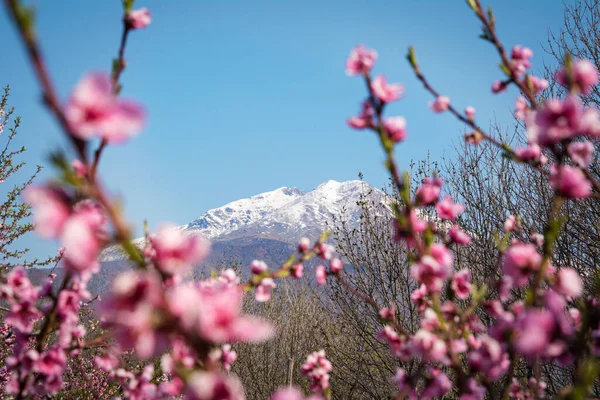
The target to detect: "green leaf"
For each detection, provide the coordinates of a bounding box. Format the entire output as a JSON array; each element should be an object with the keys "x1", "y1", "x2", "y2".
[
  {"x1": 406, "y1": 46, "x2": 418, "y2": 69},
  {"x1": 487, "y1": 7, "x2": 495, "y2": 29},
  {"x1": 499, "y1": 62, "x2": 511, "y2": 76},
  {"x1": 466, "y1": 0, "x2": 478, "y2": 12}
]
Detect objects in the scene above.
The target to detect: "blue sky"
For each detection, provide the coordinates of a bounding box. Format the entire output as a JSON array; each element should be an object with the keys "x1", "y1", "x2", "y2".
[{"x1": 0, "y1": 0, "x2": 571, "y2": 260}]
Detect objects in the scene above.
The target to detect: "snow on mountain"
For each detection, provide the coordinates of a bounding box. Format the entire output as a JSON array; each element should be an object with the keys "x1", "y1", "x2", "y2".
[
  {"x1": 100, "y1": 180, "x2": 385, "y2": 261},
  {"x1": 184, "y1": 186, "x2": 305, "y2": 238}
]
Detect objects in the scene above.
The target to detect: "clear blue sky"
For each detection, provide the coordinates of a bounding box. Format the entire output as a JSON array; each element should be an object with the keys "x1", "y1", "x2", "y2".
[{"x1": 0, "y1": 0, "x2": 571, "y2": 260}]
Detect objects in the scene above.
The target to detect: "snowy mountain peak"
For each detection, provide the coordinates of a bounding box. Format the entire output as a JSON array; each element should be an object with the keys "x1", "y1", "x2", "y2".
[{"x1": 101, "y1": 180, "x2": 384, "y2": 261}]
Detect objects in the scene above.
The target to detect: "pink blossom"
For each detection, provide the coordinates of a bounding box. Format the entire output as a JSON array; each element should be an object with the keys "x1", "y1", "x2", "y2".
[
  {"x1": 567, "y1": 141, "x2": 594, "y2": 167},
  {"x1": 510, "y1": 45, "x2": 533, "y2": 77},
  {"x1": 292, "y1": 263, "x2": 304, "y2": 278},
  {"x1": 513, "y1": 310, "x2": 555, "y2": 357},
  {"x1": 370, "y1": 75, "x2": 403, "y2": 103},
  {"x1": 347, "y1": 100, "x2": 374, "y2": 129},
  {"x1": 468, "y1": 336, "x2": 509, "y2": 380},
  {"x1": 35, "y1": 346, "x2": 66, "y2": 377},
  {"x1": 315, "y1": 265, "x2": 326, "y2": 285},
  {"x1": 502, "y1": 243, "x2": 541, "y2": 287},
  {"x1": 532, "y1": 96, "x2": 583, "y2": 145},
  {"x1": 515, "y1": 96, "x2": 528, "y2": 119},
  {"x1": 329, "y1": 258, "x2": 343, "y2": 273},
  {"x1": 149, "y1": 226, "x2": 210, "y2": 275},
  {"x1": 255, "y1": 278, "x2": 276, "y2": 302},
  {"x1": 379, "y1": 305, "x2": 396, "y2": 320},
  {"x1": 186, "y1": 371, "x2": 245, "y2": 400},
  {"x1": 346, "y1": 45, "x2": 377, "y2": 75},
  {"x1": 250, "y1": 259, "x2": 268, "y2": 274},
  {"x1": 297, "y1": 237, "x2": 310, "y2": 253},
  {"x1": 65, "y1": 73, "x2": 145, "y2": 144},
  {"x1": 422, "y1": 368, "x2": 452, "y2": 398},
  {"x1": 555, "y1": 267, "x2": 583, "y2": 299},
  {"x1": 492, "y1": 80, "x2": 508, "y2": 93},
  {"x1": 556, "y1": 59, "x2": 599, "y2": 94},
  {"x1": 60, "y1": 212, "x2": 102, "y2": 274},
  {"x1": 269, "y1": 387, "x2": 304, "y2": 400},
  {"x1": 529, "y1": 76, "x2": 549, "y2": 94},
  {"x1": 415, "y1": 177, "x2": 442, "y2": 205},
  {"x1": 465, "y1": 106, "x2": 476, "y2": 120},
  {"x1": 383, "y1": 116, "x2": 407, "y2": 142},
  {"x1": 503, "y1": 215, "x2": 516, "y2": 232},
  {"x1": 515, "y1": 143, "x2": 542, "y2": 162},
  {"x1": 429, "y1": 96, "x2": 450, "y2": 113},
  {"x1": 411, "y1": 329, "x2": 449, "y2": 364},
  {"x1": 195, "y1": 284, "x2": 274, "y2": 343},
  {"x1": 451, "y1": 269, "x2": 472, "y2": 300},
  {"x1": 549, "y1": 164, "x2": 591, "y2": 199},
  {"x1": 301, "y1": 350, "x2": 332, "y2": 393},
  {"x1": 449, "y1": 225, "x2": 471, "y2": 245},
  {"x1": 23, "y1": 186, "x2": 70, "y2": 238},
  {"x1": 394, "y1": 369, "x2": 417, "y2": 399},
  {"x1": 435, "y1": 195, "x2": 465, "y2": 220},
  {"x1": 410, "y1": 255, "x2": 451, "y2": 293},
  {"x1": 71, "y1": 159, "x2": 87, "y2": 177},
  {"x1": 126, "y1": 8, "x2": 152, "y2": 29},
  {"x1": 221, "y1": 344, "x2": 237, "y2": 371}
]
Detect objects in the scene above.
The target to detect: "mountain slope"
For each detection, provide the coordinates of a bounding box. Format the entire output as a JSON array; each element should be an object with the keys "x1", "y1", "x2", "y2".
[{"x1": 100, "y1": 179, "x2": 384, "y2": 262}]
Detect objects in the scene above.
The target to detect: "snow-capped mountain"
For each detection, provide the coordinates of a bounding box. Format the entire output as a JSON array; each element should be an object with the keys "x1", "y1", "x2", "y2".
[{"x1": 101, "y1": 180, "x2": 385, "y2": 261}]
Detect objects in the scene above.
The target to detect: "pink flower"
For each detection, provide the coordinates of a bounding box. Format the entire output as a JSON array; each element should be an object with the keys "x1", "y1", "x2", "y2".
[
  {"x1": 383, "y1": 116, "x2": 407, "y2": 142},
  {"x1": 451, "y1": 269, "x2": 472, "y2": 300},
  {"x1": 465, "y1": 106, "x2": 476, "y2": 120},
  {"x1": 429, "y1": 96, "x2": 450, "y2": 113},
  {"x1": 255, "y1": 278, "x2": 276, "y2": 302},
  {"x1": 370, "y1": 75, "x2": 403, "y2": 103},
  {"x1": 71, "y1": 159, "x2": 87, "y2": 177},
  {"x1": 126, "y1": 8, "x2": 152, "y2": 29},
  {"x1": 250, "y1": 259, "x2": 268, "y2": 275},
  {"x1": 297, "y1": 237, "x2": 310, "y2": 253},
  {"x1": 301, "y1": 350, "x2": 332, "y2": 393},
  {"x1": 415, "y1": 177, "x2": 442, "y2": 205},
  {"x1": 23, "y1": 186, "x2": 70, "y2": 238},
  {"x1": 492, "y1": 80, "x2": 508, "y2": 93},
  {"x1": 410, "y1": 255, "x2": 451, "y2": 293},
  {"x1": 515, "y1": 143, "x2": 542, "y2": 162},
  {"x1": 568, "y1": 141, "x2": 594, "y2": 167},
  {"x1": 503, "y1": 215, "x2": 516, "y2": 232},
  {"x1": 422, "y1": 368, "x2": 452, "y2": 398},
  {"x1": 449, "y1": 225, "x2": 471, "y2": 245},
  {"x1": 555, "y1": 267, "x2": 583, "y2": 299},
  {"x1": 195, "y1": 284, "x2": 274, "y2": 343},
  {"x1": 468, "y1": 336, "x2": 509, "y2": 380},
  {"x1": 65, "y1": 73, "x2": 145, "y2": 144},
  {"x1": 411, "y1": 330, "x2": 449, "y2": 364},
  {"x1": 556, "y1": 59, "x2": 599, "y2": 94},
  {"x1": 513, "y1": 310, "x2": 555, "y2": 357},
  {"x1": 221, "y1": 344, "x2": 237, "y2": 371},
  {"x1": 529, "y1": 76, "x2": 549, "y2": 94},
  {"x1": 186, "y1": 371, "x2": 245, "y2": 400},
  {"x1": 61, "y1": 215, "x2": 101, "y2": 275},
  {"x1": 347, "y1": 100, "x2": 374, "y2": 129},
  {"x1": 35, "y1": 346, "x2": 66, "y2": 377},
  {"x1": 435, "y1": 195, "x2": 465, "y2": 220},
  {"x1": 150, "y1": 226, "x2": 210, "y2": 275},
  {"x1": 531, "y1": 96, "x2": 583, "y2": 145},
  {"x1": 292, "y1": 263, "x2": 304, "y2": 278},
  {"x1": 329, "y1": 258, "x2": 343, "y2": 273},
  {"x1": 315, "y1": 265, "x2": 326, "y2": 285},
  {"x1": 346, "y1": 45, "x2": 377, "y2": 75},
  {"x1": 502, "y1": 243, "x2": 542, "y2": 287},
  {"x1": 510, "y1": 45, "x2": 533, "y2": 77},
  {"x1": 549, "y1": 164, "x2": 591, "y2": 199},
  {"x1": 515, "y1": 96, "x2": 528, "y2": 119}
]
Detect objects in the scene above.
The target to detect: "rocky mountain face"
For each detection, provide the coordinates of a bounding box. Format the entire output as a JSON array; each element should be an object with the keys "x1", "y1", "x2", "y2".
[{"x1": 90, "y1": 180, "x2": 385, "y2": 294}]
